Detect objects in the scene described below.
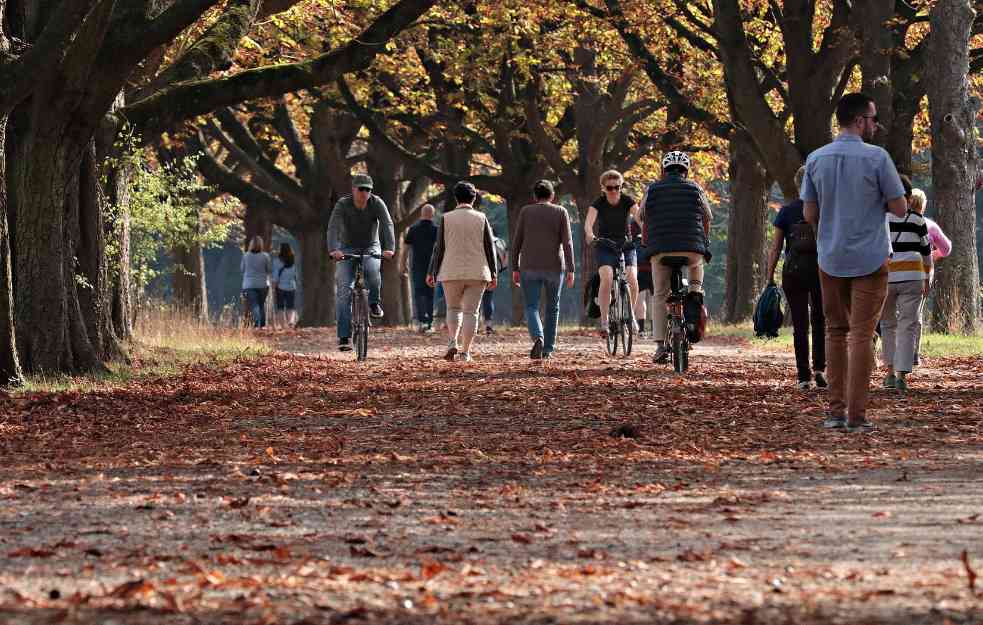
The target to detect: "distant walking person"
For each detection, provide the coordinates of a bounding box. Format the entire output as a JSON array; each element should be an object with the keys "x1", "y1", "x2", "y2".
[
  {"x1": 482, "y1": 233, "x2": 508, "y2": 335},
  {"x1": 241, "y1": 235, "x2": 272, "y2": 328},
  {"x1": 881, "y1": 176, "x2": 932, "y2": 391},
  {"x1": 909, "y1": 187, "x2": 951, "y2": 365},
  {"x1": 327, "y1": 174, "x2": 395, "y2": 352},
  {"x1": 802, "y1": 93, "x2": 907, "y2": 433},
  {"x1": 401, "y1": 204, "x2": 439, "y2": 333},
  {"x1": 427, "y1": 182, "x2": 498, "y2": 362},
  {"x1": 272, "y1": 242, "x2": 298, "y2": 328},
  {"x1": 767, "y1": 166, "x2": 826, "y2": 390},
  {"x1": 510, "y1": 180, "x2": 576, "y2": 360}
]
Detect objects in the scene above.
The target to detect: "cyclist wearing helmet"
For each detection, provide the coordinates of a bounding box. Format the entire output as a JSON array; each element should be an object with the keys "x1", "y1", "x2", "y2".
[{"x1": 641, "y1": 151, "x2": 712, "y2": 364}]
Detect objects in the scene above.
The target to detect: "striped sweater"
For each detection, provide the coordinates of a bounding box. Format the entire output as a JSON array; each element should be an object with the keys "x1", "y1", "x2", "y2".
[{"x1": 887, "y1": 211, "x2": 932, "y2": 283}]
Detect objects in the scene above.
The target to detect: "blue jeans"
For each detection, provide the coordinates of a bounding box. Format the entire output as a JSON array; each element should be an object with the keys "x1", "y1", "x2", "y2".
[
  {"x1": 521, "y1": 271, "x2": 564, "y2": 354},
  {"x1": 412, "y1": 273, "x2": 434, "y2": 324},
  {"x1": 335, "y1": 253, "x2": 382, "y2": 338},
  {"x1": 243, "y1": 287, "x2": 268, "y2": 327},
  {"x1": 481, "y1": 289, "x2": 495, "y2": 324}
]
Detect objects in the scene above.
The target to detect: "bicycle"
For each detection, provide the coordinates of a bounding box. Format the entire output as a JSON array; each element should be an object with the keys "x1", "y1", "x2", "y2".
[
  {"x1": 594, "y1": 237, "x2": 636, "y2": 357},
  {"x1": 659, "y1": 256, "x2": 691, "y2": 373},
  {"x1": 333, "y1": 251, "x2": 383, "y2": 361}
]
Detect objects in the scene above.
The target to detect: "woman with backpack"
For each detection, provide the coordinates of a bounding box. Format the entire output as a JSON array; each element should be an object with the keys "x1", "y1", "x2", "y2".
[
  {"x1": 766, "y1": 166, "x2": 826, "y2": 390},
  {"x1": 272, "y1": 242, "x2": 298, "y2": 328}
]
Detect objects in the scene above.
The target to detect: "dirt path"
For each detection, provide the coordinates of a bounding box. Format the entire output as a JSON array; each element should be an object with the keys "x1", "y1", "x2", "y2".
[{"x1": 0, "y1": 328, "x2": 980, "y2": 624}]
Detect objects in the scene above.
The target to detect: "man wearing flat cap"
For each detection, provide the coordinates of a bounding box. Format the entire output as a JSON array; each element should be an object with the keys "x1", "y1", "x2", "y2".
[{"x1": 327, "y1": 174, "x2": 395, "y2": 352}]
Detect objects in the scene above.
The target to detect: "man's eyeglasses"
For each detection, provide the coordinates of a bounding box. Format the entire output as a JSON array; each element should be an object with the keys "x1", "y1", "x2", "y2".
[
  {"x1": 605, "y1": 185, "x2": 621, "y2": 192},
  {"x1": 356, "y1": 186, "x2": 372, "y2": 193}
]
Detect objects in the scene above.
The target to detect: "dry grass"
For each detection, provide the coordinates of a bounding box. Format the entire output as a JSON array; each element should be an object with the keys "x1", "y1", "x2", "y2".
[{"x1": 20, "y1": 305, "x2": 270, "y2": 394}]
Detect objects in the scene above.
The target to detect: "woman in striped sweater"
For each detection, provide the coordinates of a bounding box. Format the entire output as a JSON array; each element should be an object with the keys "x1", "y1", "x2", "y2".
[{"x1": 881, "y1": 179, "x2": 933, "y2": 391}]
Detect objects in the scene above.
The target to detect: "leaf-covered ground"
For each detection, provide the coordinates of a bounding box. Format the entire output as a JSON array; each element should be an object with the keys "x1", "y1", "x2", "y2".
[{"x1": 1, "y1": 328, "x2": 981, "y2": 624}]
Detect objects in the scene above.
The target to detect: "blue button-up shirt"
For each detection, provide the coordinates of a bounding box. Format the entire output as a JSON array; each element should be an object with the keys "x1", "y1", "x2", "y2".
[{"x1": 801, "y1": 133, "x2": 906, "y2": 277}]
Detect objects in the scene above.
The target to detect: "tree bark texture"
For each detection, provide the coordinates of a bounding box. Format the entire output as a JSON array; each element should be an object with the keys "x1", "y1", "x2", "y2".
[
  {"x1": 296, "y1": 227, "x2": 334, "y2": 327},
  {"x1": 928, "y1": 0, "x2": 980, "y2": 333},
  {"x1": 172, "y1": 241, "x2": 208, "y2": 320},
  {"x1": 722, "y1": 132, "x2": 770, "y2": 324},
  {"x1": 0, "y1": 112, "x2": 23, "y2": 385}
]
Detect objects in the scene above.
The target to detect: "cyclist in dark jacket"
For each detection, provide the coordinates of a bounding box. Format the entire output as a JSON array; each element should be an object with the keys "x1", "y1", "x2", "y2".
[{"x1": 641, "y1": 151, "x2": 712, "y2": 363}]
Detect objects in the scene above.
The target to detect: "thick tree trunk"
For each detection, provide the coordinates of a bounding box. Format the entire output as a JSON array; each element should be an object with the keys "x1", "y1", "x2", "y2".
[
  {"x1": 574, "y1": 194, "x2": 595, "y2": 326},
  {"x1": 172, "y1": 241, "x2": 208, "y2": 319},
  {"x1": 296, "y1": 227, "x2": 334, "y2": 327},
  {"x1": 77, "y1": 142, "x2": 124, "y2": 362},
  {"x1": 723, "y1": 132, "x2": 769, "y2": 324},
  {"x1": 0, "y1": 113, "x2": 24, "y2": 385},
  {"x1": 103, "y1": 160, "x2": 132, "y2": 339},
  {"x1": 244, "y1": 208, "x2": 273, "y2": 251},
  {"x1": 928, "y1": 0, "x2": 980, "y2": 333}
]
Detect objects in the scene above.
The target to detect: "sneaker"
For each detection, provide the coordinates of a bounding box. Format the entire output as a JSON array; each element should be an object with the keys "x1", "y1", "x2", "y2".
[
  {"x1": 542, "y1": 352, "x2": 552, "y2": 360},
  {"x1": 652, "y1": 345, "x2": 670, "y2": 364},
  {"x1": 895, "y1": 374, "x2": 908, "y2": 392},
  {"x1": 424, "y1": 323, "x2": 434, "y2": 334},
  {"x1": 882, "y1": 374, "x2": 897, "y2": 389},
  {"x1": 845, "y1": 419, "x2": 875, "y2": 433},
  {"x1": 485, "y1": 325, "x2": 494, "y2": 336},
  {"x1": 369, "y1": 303, "x2": 384, "y2": 319},
  {"x1": 339, "y1": 337, "x2": 352, "y2": 352},
  {"x1": 913, "y1": 353, "x2": 920, "y2": 366},
  {"x1": 822, "y1": 414, "x2": 846, "y2": 430},
  {"x1": 814, "y1": 371, "x2": 828, "y2": 389},
  {"x1": 459, "y1": 352, "x2": 472, "y2": 362},
  {"x1": 796, "y1": 380, "x2": 811, "y2": 390},
  {"x1": 530, "y1": 337, "x2": 544, "y2": 359},
  {"x1": 444, "y1": 342, "x2": 458, "y2": 361}
]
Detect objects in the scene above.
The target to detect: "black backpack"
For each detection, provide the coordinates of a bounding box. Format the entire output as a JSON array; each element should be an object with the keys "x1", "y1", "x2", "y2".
[{"x1": 753, "y1": 284, "x2": 784, "y2": 338}]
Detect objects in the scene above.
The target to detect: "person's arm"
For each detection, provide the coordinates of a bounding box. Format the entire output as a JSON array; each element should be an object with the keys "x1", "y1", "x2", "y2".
[
  {"x1": 804, "y1": 201, "x2": 819, "y2": 226},
  {"x1": 482, "y1": 218, "x2": 498, "y2": 282},
  {"x1": 327, "y1": 200, "x2": 345, "y2": 258},
  {"x1": 510, "y1": 208, "x2": 525, "y2": 286},
  {"x1": 630, "y1": 201, "x2": 643, "y2": 227},
  {"x1": 583, "y1": 206, "x2": 598, "y2": 244},
  {"x1": 427, "y1": 218, "x2": 446, "y2": 286},
  {"x1": 918, "y1": 220, "x2": 933, "y2": 295},
  {"x1": 560, "y1": 209, "x2": 576, "y2": 288},
  {"x1": 879, "y1": 153, "x2": 908, "y2": 218},
  {"x1": 928, "y1": 220, "x2": 952, "y2": 258},
  {"x1": 766, "y1": 227, "x2": 785, "y2": 284},
  {"x1": 699, "y1": 190, "x2": 712, "y2": 236},
  {"x1": 375, "y1": 198, "x2": 396, "y2": 257}
]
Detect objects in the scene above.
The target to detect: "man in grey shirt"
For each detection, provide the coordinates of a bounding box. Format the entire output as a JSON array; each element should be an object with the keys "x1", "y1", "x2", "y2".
[
  {"x1": 327, "y1": 174, "x2": 395, "y2": 351},
  {"x1": 802, "y1": 93, "x2": 907, "y2": 433}
]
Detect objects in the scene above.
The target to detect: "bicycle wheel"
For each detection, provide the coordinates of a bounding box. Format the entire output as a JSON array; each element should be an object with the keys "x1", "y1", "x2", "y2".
[
  {"x1": 620, "y1": 286, "x2": 634, "y2": 357},
  {"x1": 671, "y1": 324, "x2": 687, "y2": 374},
  {"x1": 606, "y1": 286, "x2": 619, "y2": 356},
  {"x1": 355, "y1": 290, "x2": 369, "y2": 361}
]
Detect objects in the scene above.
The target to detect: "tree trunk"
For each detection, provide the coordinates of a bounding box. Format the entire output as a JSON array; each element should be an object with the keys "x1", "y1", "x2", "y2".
[
  {"x1": 296, "y1": 227, "x2": 334, "y2": 327},
  {"x1": 172, "y1": 241, "x2": 208, "y2": 319},
  {"x1": 722, "y1": 132, "x2": 769, "y2": 323},
  {"x1": 574, "y1": 194, "x2": 594, "y2": 326},
  {"x1": 0, "y1": 113, "x2": 24, "y2": 385},
  {"x1": 77, "y1": 141, "x2": 124, "y2": 361},
  {"x1": 244, "y1": 208, "x2": 273, "y2": 251},
  {"x1": 104, "y1": 159, "x2": 133, "y2": 339},
  {"x1": 928, "y1": 0, "x2": 980, "y2": 333}
]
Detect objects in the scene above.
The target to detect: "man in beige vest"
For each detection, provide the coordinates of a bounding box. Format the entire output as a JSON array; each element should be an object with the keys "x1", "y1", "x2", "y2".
[{"x1": 427, "y1": 182, "x2": 498, "y2": 362}]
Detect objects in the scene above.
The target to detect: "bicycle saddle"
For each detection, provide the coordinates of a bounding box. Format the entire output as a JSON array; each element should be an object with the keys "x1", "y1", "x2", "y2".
[{"x1": 660, "y1": 256, "x2": 690, "y2": 268}]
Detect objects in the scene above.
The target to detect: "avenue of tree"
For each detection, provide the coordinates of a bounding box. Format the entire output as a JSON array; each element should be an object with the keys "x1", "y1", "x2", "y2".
[{"x1": 0, "y1": 0, "x2": 981, "y2": 384}]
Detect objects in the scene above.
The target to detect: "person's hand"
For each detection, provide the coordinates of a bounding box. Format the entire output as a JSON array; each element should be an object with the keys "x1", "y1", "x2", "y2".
[
  {"x1": 426, "y1": 274, "x2": 436, "y2": 288},
  {"x1": 585, "y1": 234, "x2": 594, "y2": 246},
  {"x1": 566, "y1": 272, "x2": 575, "y2": 289},
  {"x1": 512, "y1": 271, "x2": 521, "y2": 287},
  {"x1": 382, "y1": 250, "x2": 395, "y2": 259},
  {"x1": 330, "y1": 250, "x2": 344, "y2": 260},
  {"x1": 489, "y1": 277, "x2": 497, "y2": 290}
]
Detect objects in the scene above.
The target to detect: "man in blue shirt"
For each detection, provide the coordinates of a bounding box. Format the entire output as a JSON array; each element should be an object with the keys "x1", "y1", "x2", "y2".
[
  {"x1": 401, "y1": 204, "x2": 439, "y2": 333},
  {"x1": 802, "y1": 93, "x2": 907, "y2": 433}
]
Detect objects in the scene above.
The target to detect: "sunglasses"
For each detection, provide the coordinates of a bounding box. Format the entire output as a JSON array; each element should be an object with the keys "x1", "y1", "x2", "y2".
[
  {"x1": 605, "y1": 185, "x2": 622, "y2": 192},
  {"x1": 356, "y1": 186, "x2": 372, "y2": 192}
]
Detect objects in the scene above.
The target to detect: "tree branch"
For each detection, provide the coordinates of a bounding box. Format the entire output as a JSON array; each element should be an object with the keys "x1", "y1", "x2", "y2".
[
  {"x1": 123, "y1": 0, "x2": 437, "y2": 136},
  {"x1": 273, "y1": 97, "x2": 315, "y2": 186}
]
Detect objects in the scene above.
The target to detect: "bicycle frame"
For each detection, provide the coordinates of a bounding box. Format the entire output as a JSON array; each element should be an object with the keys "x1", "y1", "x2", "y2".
[
  {"x1": 595, "y1": 238, "x2": 635, "y2": 357},
  {"x1": 335, "y1": 251, "x2": 382, "y2": 361}
]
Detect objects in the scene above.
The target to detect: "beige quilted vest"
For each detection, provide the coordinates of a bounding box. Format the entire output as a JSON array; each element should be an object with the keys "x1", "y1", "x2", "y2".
[{"x1": 436, "y1": 208, "x2": 492, "y2": 282}]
